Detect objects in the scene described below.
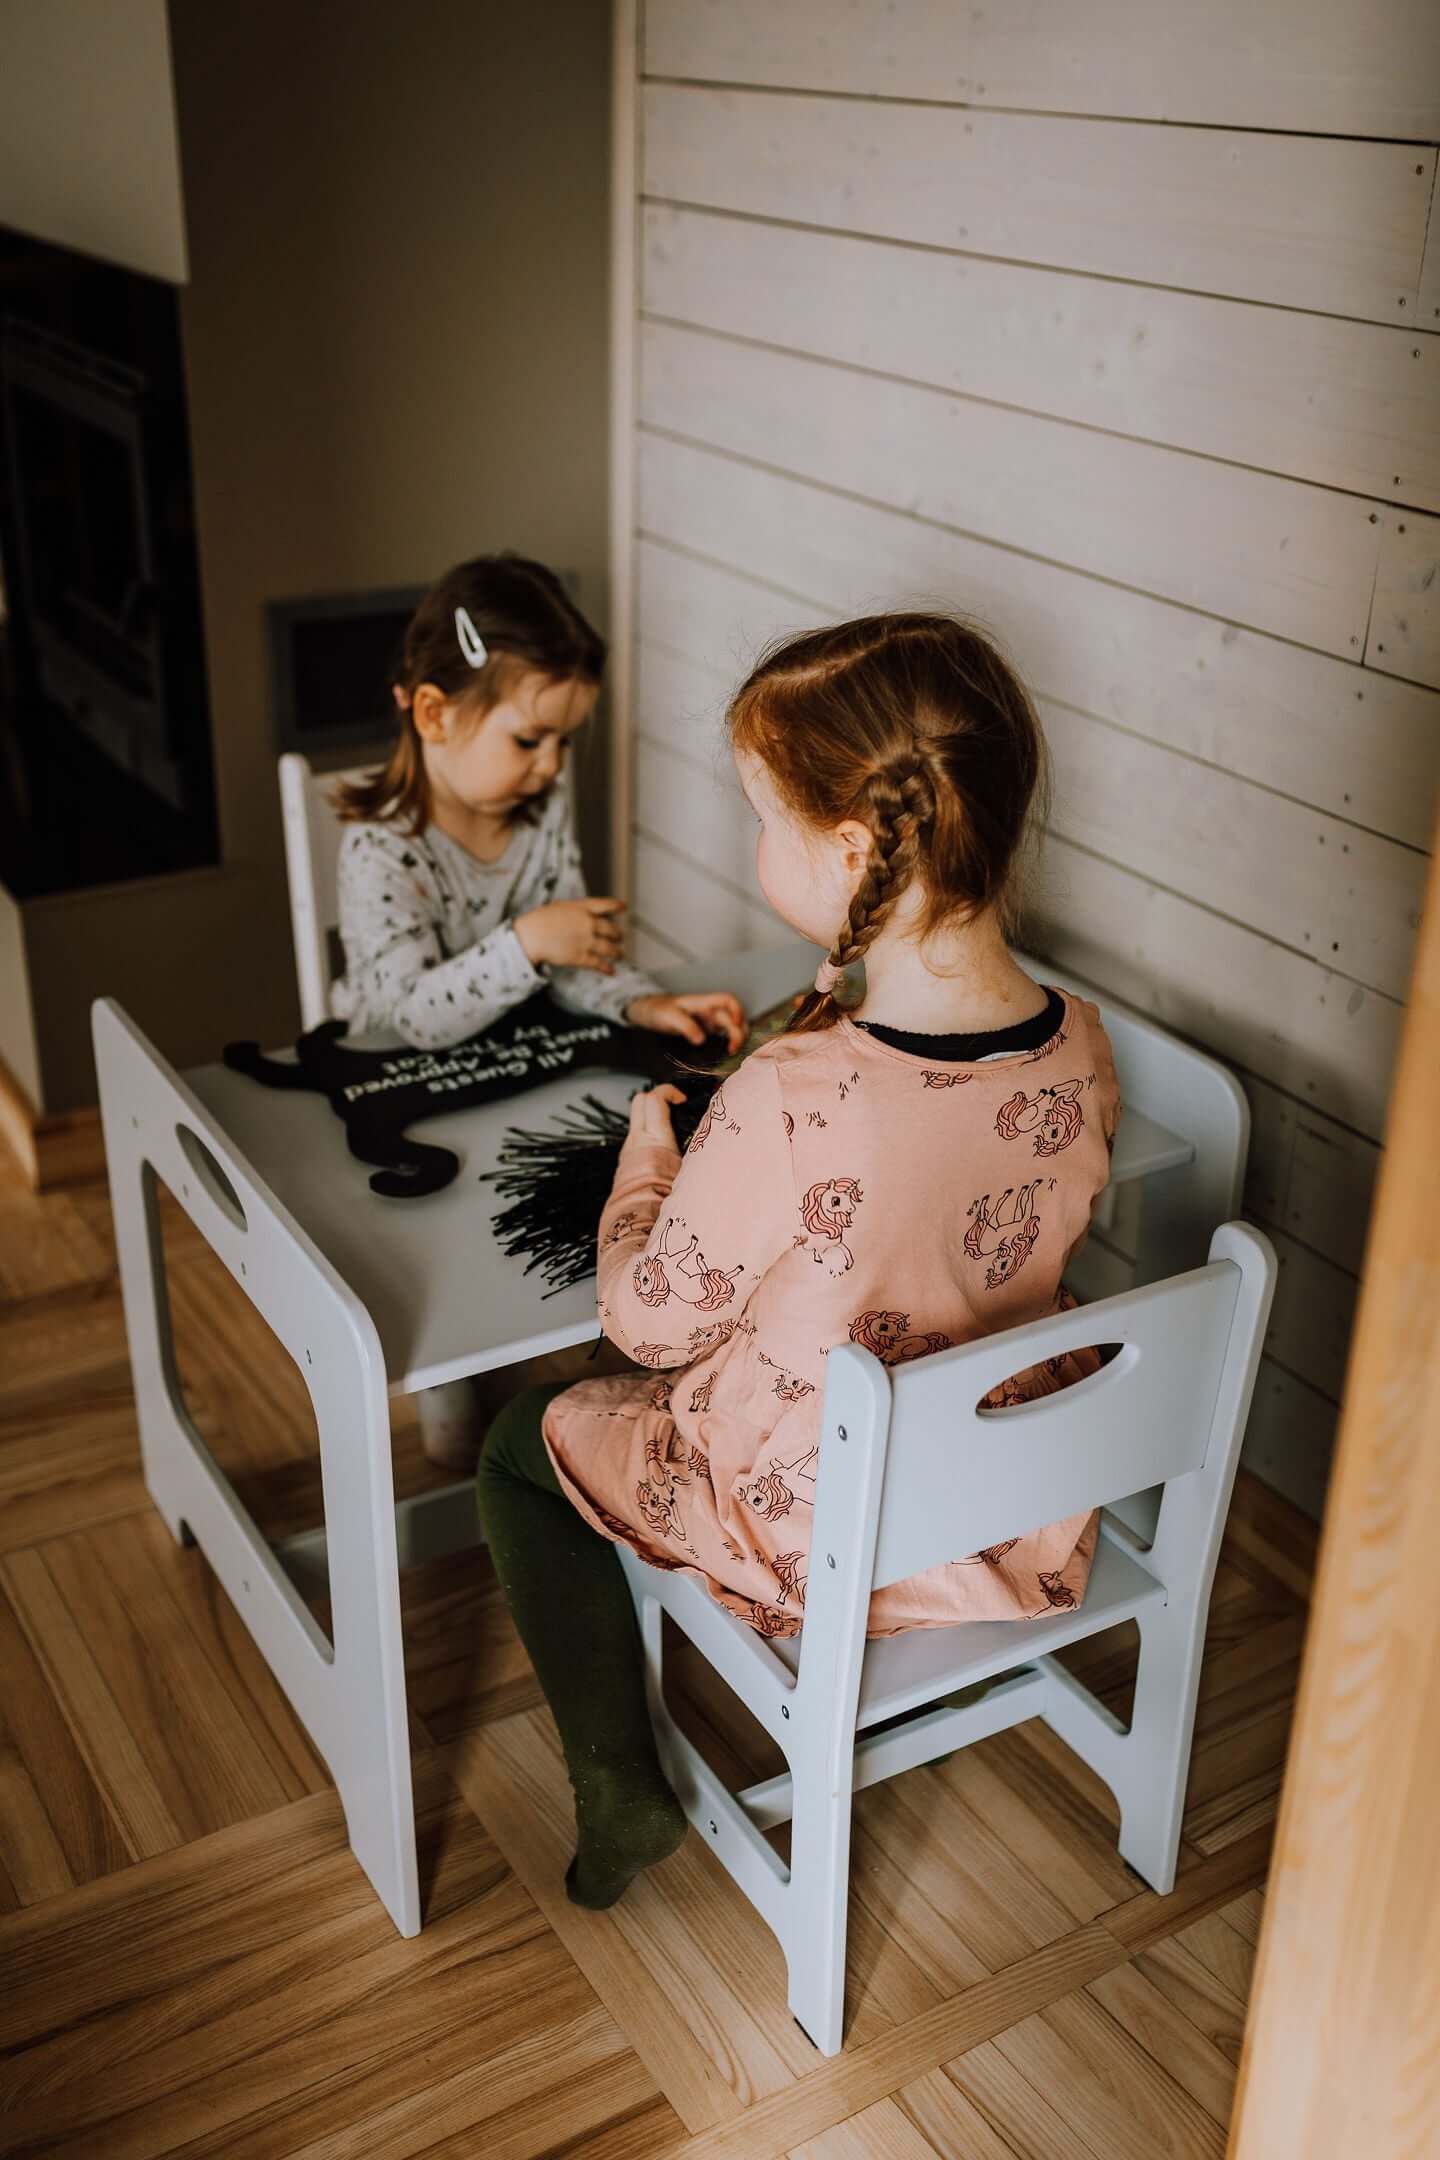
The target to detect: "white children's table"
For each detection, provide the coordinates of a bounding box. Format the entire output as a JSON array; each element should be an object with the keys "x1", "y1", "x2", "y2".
[{"x1": 94, "y1": 943, "x2": 1234, "y2": 1934}]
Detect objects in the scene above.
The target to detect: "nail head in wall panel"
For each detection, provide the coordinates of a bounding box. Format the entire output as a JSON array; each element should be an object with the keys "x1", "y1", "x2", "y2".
[
  {"x1": 638, "y1": 439, "x2": 1440, "y2": 848},
  {"x1": 641, "y1": 321, "x2": 1383, "y2": 656},
  {"x1": 643, "y1": 206, "x2": 1440, "y2": 513},
  {"x1": 642, "y1": 87, "x2": 1435, "y2": 325},
  {"x1": 643, "y1": 0, "x2": 1440, "y2": 141},
  {"x1": 1027, "y1": 835, "x2": 1403, "y2": 1137},
  {"x1": 1041, "y1": 701, "x2": 1427, "y2": 1002},
  {"x1": 1364, "y1": 510, "x2": 1440, "y2": 691}
]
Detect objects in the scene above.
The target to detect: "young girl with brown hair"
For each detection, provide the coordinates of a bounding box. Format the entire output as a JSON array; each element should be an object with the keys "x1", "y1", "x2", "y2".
[
  {"x1": 476, "y1": 612, "x2": 1121, "y2": 1908},
  {"x1": 332, "y1": 553, "x2": 743, "y2": 1054},
  {"x1": 333, "y1": 554, "x2": 745, "y2": 1469}
]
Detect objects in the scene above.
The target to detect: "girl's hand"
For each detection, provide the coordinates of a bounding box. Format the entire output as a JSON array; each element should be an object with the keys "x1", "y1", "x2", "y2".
[
  {"x1": 515, "y1": 896, "x2": 626, "y2": 973},
  {"x1": 628, "y1": 1082, "x2": 686, "y2": 1148},
  {"x1": 626, "y1": 990, "x2": 746, "y2": 1052}
]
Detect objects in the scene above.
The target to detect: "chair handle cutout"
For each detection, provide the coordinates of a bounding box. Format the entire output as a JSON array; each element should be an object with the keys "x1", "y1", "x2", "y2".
[
  {"x1": 175, "y1": 1123, "x2": 248, "y2": 1234},
  {"x1": 975, "y1": 1340, "x2": 1135, "y2": 1418}
]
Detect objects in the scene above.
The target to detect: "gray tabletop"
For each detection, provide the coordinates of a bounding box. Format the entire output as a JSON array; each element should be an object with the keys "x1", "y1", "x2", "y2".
[
  {"x1": 186, "y1": 943, "x2": 811, "y2": 1394},
  {"x1": 185, "y1": 941, "x2": 1189, "y2": 1396}
]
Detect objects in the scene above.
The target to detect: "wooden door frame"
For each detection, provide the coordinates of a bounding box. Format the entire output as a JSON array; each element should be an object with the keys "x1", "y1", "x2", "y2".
[{"x1": 1229, "y1": 825, "x2": 1440, "y2": 2155}]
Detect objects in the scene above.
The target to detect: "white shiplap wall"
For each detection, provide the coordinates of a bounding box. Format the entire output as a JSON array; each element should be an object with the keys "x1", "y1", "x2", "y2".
[{"x1": 612, "y1": 0, "x2": 1440, "y2": 1519}]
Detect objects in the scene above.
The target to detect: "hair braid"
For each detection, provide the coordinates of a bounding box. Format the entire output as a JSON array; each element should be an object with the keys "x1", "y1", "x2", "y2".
[{"x1": 791, "y1": 752, "x2": 936, "y2": 1032}]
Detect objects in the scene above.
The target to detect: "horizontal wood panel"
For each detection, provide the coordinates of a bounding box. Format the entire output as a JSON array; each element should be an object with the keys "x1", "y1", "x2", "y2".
[
  {"x1": 1364, "y1": 509, "x2": 1440, "y2": 690},
  {"x1": 1088, "y1": 1169, "x2": 1360, "y2": 1406},
  {"x1": 643, "y1": 85, "x2": 1434, "y2": 323},
  {"x1": 635, "y1": 633, "x2": 731, "y2": 743},
  {"x1": 630, "y1": 918, "x2": 691, "y2": 971},
  {"x1": 1064, "y1": 1252, "x2": 1339, "y2": 1521},
  {"x1": 643, "y1": 206, "x2": 1440, "y2": 511},
  {"x1": 1420, "y1": 173, "x2": 1440, "y2": 327},
  {"x1": 1027, "y1": 836, "x2": 1402, "y2": 1138},
  {"x1": 635, "y1": 728, "x2": 755, "y2": 895},
  {"x1": 1266, "y1": 1231, "x2": 1359, "y2": 1407},
  {"x1": 641, "y1": 322, "x2": 1384, "y2": 656},
  {"x1": 644, "y1": 0, "x2": 1440, "y2": 141},
  {"x1": 1041, "y1": 702, "x2": 1427, "y2": 1003},
  {"x1": 1238, "y1": 1360, "x2": 1339, "y2": 1522},
  {"x1": 1240, "y1": 1074, "x2": 1380, "y2": 1279},
  {"x1": 638, "y1": 538, "x2": 819, "y2": 682},
  {"x1": 633, "y1": 602, "x2": 1389, "y2": 1279},
  {"x1": 624, "y1": 677, "x2": 1401, "y2": 1132},
  {"x1": 632, "y1": 832, "x2": 784, "y2": 958},
  {"x1": 637, "y1": 447, "x2": 1440, "y2": 848}
]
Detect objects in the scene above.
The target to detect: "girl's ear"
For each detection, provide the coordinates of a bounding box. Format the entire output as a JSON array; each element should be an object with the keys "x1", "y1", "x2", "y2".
[
  {"x1": 834, "y1": 817, "x2": 873, "y2": 877},
  {"x1": 411, "y1": 682, "x2": 450, "y2": 743}
]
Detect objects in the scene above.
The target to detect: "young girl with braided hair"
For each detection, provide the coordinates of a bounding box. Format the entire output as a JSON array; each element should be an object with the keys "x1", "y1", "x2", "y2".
[{"x1": 477, "y1": 612, "x2": 1121, "y2": 1908}]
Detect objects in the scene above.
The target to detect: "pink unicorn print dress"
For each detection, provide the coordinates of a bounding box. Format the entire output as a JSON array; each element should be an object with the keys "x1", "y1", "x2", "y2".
[{"x1": 542, "y1": 990, "x2": 1122, "y2": 1636}]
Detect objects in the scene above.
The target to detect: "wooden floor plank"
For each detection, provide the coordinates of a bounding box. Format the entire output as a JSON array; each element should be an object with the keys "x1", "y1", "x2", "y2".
[
  {"x1": 449, "y1": 1710, "x2": 749, "y2": 2136},
  {"x1": 0, "y1": 1758, "x2": 673, "y2": 2160},
  {"x1": 894, "y1": 2066, "x2": 1024, "y2": 2159},
  {"x1": 644, "y1": 1927, "x2": 1127, "y2": 2160},
  {"x1": 0, "y1": 1582, "x2": 129, "y2": 1897},
  {"x1": 1086, "y1": 1959, "x2": 1239, "y2": 2125},
  {"x1": 788, "y1": 2092, "x2": 947, "y2": 2158},
  {"x1": 944, "y1": 2035, "x2": 1105, "y2": 2160},
  {"x1": 0, "y1": 1168, "x2": 1309, "y2": 2156},
  {"x1": 1132, "y1": 1928, "x2": 1251, "y2": 2067},
  {"x1": 988, "y1": 1988, "x2": 1226, "y2": 2158},
  {"x1": 0, "y1": 1186, "x2": 112, "y2": 1302}
]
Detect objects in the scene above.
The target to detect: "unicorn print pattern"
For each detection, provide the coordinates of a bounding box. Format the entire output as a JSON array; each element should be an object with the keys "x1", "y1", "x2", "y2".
[
  {"x1": 964, "y1": 1180, "x2": 1045, "y2": 1288},
  {"x1": 633, "y1": 1214, "x2": 744, "y2": 1311},
  {"x1": 995, "y1": 1078, "x2": 1084, "y2": 1155},
  {"x1": 541, "y1": 988, "x2": 1121, "y2": 1635},
  {"x1": 800, "y1": 1177, "x2": 864, "y2": 1275}
]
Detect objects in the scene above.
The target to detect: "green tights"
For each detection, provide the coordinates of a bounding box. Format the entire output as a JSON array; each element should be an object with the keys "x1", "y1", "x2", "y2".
[{"x1": 474, "y1": 1384, "x2": 687, "y2": 1908}]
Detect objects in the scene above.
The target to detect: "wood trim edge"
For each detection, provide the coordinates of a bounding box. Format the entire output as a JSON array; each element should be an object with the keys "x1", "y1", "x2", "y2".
[
  {"x1": 0, "y1": 1050, "x2": 105, "y2": 1192},
  {"x1": 607, "y1": 0, "x2": 641, "y2": 901}
]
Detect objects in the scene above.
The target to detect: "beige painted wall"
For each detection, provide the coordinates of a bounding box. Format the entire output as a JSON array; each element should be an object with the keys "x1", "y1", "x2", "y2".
[
  {"x1": 0, "y1": 0, "x2": 187, "y2": 280},
  {"x1": 0, "y1": 882, "x2": 40, "y2": 1109},
  {"x1": 25, "y1": 0, "x2": 615, "y2": 1110}
]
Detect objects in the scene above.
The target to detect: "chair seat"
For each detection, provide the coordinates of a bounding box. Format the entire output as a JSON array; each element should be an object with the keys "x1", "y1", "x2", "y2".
[{"x1": 767, "y1": 1531, "x2": 1166, "y2": 1730}]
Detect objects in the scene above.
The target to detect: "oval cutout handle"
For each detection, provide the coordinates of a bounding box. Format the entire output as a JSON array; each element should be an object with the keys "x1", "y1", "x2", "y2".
[{"x1": 175, "y1": 1123, "x2": 248, "y2": 1234}]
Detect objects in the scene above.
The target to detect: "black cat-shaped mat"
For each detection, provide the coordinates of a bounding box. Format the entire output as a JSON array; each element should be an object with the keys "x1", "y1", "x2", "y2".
[{"x1": 222, "y1": 992, "x2": 725, "y2": 1199}]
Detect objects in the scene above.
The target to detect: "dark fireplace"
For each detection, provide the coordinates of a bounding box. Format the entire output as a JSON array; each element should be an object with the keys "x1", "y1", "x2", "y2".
[{"x1": 0, "y1": 225, "x2": 217, "y2": 898}]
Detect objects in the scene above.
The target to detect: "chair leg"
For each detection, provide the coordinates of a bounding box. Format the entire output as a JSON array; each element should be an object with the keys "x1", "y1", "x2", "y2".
[
  {"x1": 416, "y1": 1379, "x2": 487, "y2": 1473},
  {"x1": 1114, "y1": 1603, "x2": 1200, "y2": 1894},
  {"x1": 781, "y1": 1744, "x2": 855, "y2": 2055}
]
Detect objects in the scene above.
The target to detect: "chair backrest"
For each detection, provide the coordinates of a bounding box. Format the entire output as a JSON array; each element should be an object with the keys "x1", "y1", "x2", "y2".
[
  {"x1": 802, "y1": 1222, "x2": 1275, "y2": 1672},
  {"x1": 1013, "y1": 948, "x2": 1250, "y2": 1285},
  {"x1": 279, "y1": 753, "x2": 367, "y2": 1030}
]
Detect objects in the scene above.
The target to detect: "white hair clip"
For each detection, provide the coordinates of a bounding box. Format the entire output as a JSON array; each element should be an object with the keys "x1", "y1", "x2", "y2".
[{"x1": 454, "y1": 606, "x2": 489, "y2": 668}]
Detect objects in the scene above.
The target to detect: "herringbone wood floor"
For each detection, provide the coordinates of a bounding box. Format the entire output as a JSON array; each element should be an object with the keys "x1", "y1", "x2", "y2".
[{"x1": 0, "y1": 1149, "x2": 1317, "y2": 2157}]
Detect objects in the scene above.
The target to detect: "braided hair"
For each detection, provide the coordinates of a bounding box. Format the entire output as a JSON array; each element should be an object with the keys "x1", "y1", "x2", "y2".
[{"x1": 728, "y1": 614, "x2": 1048, "y2": 1033}]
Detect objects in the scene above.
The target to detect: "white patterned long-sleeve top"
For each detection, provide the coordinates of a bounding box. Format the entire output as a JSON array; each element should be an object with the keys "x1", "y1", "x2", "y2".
[{"x1": 331, "y1": 781, "x2": 660, "y2": 1048}]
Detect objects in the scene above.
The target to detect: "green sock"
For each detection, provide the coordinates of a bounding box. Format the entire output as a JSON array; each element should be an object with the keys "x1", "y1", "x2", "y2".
[{"x1": 475, "y1": 1384, "x2": 687, "y2": 1909}]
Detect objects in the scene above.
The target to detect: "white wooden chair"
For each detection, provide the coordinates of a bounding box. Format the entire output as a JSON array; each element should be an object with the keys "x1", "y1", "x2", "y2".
[
  {"x1": 618, "y1": 1220, "x2": 1275, "y2": 2055},
  {"x1": 279, "y1": 750, "x2": 483, "y2": 1458},
  {"x1": 279, "y1": 752, "x2": 362, "y2": 1031}
]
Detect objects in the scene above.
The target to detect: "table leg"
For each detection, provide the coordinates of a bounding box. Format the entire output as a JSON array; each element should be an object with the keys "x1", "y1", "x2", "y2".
[{"x1": 95, "y1": 1000, "x2": 421, "y2": 1935}]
